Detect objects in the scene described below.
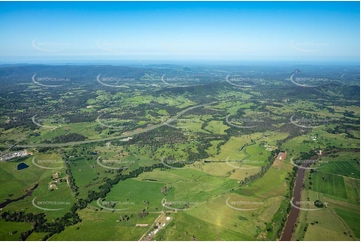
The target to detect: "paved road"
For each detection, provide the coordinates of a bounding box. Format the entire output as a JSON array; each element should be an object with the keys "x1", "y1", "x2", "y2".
[{"x1": 2, "y1": 101, "x2": 218, "y2": 148}]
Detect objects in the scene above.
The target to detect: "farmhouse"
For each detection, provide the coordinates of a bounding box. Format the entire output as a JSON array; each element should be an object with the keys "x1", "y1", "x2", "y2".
[{"x1": 277, "y1": 152, "x2": 287, "y2": 161}]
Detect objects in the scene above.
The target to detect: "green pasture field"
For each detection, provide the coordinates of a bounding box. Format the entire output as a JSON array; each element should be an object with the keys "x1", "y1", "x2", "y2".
[
  {"x1": 0, "y1": 154, "x2": 63, "y2": 203},
  {"x1": 335, "y1": 208, "x2": 360, "y2": 238},
  {"x1": 127, "y1": 142, "x2": 199, "y2": 162},
  {"x1": 135, "y1": 168, "x2": 238, "y2": 207},
  {"x1": 49, "y1": 208, "x2": 158, "y2": 241},
  {"x1": 205, "y1": 140, "x2": 223, "y2": 157},
  {"x1": 26, "y1": 232, "x2": 49, "y2": 241},
  {"x1": 293, "y1": 149, "x2": 360, "y2": 241},
  {"x1": 293, "y1": 189, "x2": 357, "y2": 241},
  {"x1": 0, "y1": 154, "x2": 73, "y2": 222},
  {"x1": 234, "y1": 162, "x2": 291, "y2": 200},
  {"x1": 203, "y1": 120, "x2": 229, "y2": 135},
  {"x1": 182, "y1": 192, "x2": 282, "y2": 239},
  {"x1": 310, "y1": 171, "x2": 359, "y2": 204},
  {"x1": 315, "y1": 152, "x2": 360, "y2": 179},
  {"x1": 93, "y1": 178, "x2": 167, "y2": 213},
  {"x1": 0, "y1": 127, "x2": 30, "y2": 145},
  {"x1": 317, "y1": 160, "x2": 359, "y2": 179},
  {"x1": 188, "y1": 161, "x2": 260, "y2": 180},
  {"x1": 0, "y1": 220, "x2": 33, "y2": 241},
  {"x1": 212, "y1": 135, "x2": 262, "y2": 161},
  {"x1": 155, "y1": 211, "x2": 255, "y2": 241},
  {"x1": 67, "y1": 155, "x2": 120, "y2": 198}
]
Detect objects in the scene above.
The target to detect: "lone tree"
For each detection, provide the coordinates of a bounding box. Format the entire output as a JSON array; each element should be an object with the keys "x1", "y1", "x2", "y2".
[{"x1": 314, "y1": 200, "x2": 324, "y2": 208}]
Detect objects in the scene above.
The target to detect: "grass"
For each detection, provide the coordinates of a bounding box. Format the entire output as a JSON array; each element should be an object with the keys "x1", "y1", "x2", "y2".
[
  {"x1": 335, "y1": 208, "x2": 360, "y2": 238},
  {"x1": 235, "y1": 165, "x2": 289, "y2": 199},
  {"x1": 26, "y1": 232, "x2": 49, "y2": 241},
  {"x1": 310, "y1": 171, "x2": 359, "y2": 204},
  {"x1": 293, "y1": 151, "x2": 360, "y2": 241},
  {"x1": 155, "y1": 211, "x2": 255, "y2": 241},
  {"x1": 203, "y1": 120, "x2": 229, "y2": 135},
  {"x1": 205, "y1": 140, "x2": 223, "y2": 156},
  {"x1": 49, "y1": 208, "x2": 158, "y2": 241},
  {"x1": 189, "y1": 161, "x2": 260, "y2": 180},
  {"x1": 136, "y1": 168, "x2": 238, "y2": 207},
  {"x1": 94, "y1": 178, "x2": 168, "y2": 213},
  {"x1": 303, "y1": 224, "x2": 352, "y2": 241},
  {"x1": 0, "y1": 220, "x2": 33, "y2": 241}
]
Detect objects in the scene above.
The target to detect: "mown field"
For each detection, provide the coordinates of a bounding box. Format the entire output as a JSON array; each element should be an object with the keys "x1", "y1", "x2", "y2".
[{"x1": 293, "y1": 151, "x2": 360, "y2": 241}]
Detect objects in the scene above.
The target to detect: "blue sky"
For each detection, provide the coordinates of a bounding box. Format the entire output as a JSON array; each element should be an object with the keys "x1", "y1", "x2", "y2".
[{"x1": 0, "y1": 1, "x2": 359, "y2": 63}]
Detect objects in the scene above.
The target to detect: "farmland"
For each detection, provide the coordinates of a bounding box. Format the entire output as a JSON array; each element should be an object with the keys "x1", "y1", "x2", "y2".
[{"x1": 0, "y1": 64, "x2": 359, "y2": 241}]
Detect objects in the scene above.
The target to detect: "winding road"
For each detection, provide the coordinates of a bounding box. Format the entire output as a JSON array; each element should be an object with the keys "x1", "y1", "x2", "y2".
[{"x1": 1, "y1": 101, "x2": 219, "y2": 148}]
